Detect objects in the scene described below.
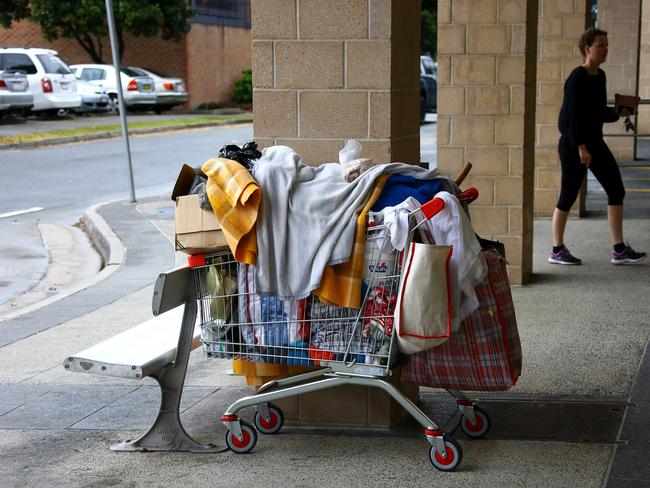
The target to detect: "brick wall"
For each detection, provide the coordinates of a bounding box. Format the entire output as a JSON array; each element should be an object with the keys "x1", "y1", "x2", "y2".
[
  {"x1": 534, "y1": 1, "x2": 588, "y2": 217},
  {"x1": 598, "y1": 0, "x2": 641, "y2": 161},
  {"x1": 251, "y1": 0, "x2": 421, "y2": 165},
  {"x1": 0, "y1": 20, "x2": 186, "y2": 81},
  {"x1": 437, "y1": 0, "x2": 538, "y2": 284},
  {"x1": 186, "y1": 24, "x2": 251, "y2": 107},
  {"x1": 639, "y1": 0, "x2": 650, "y2": 135}
]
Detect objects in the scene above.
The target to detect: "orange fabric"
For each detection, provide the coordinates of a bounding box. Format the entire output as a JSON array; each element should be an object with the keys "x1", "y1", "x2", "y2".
[
  {"x1": 232, "y1": 360, "x2": 314, "y2": 386},
  {"x1": 201, "y1": 158, "x2": 259, "y2": 265}
]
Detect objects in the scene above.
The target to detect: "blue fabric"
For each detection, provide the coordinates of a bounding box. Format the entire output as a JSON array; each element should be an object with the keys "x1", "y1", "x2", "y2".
[{"x1": 371, "y1": 175, "x2": 445, "y2": 211}]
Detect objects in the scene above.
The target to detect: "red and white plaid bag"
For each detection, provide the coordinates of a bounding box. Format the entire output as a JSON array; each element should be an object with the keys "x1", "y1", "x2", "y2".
[{"x1": 397, "y1": 248, "x2": 522, "y2": 391}]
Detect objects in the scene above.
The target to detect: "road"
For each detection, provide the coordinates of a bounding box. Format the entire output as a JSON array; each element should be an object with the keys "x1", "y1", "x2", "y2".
[
  {"x1": 0, "y1": 123, "x2": 254, "y2": 309},
  {"x1": 0, "y1": 119, "x2": 438, "y2": 309}
]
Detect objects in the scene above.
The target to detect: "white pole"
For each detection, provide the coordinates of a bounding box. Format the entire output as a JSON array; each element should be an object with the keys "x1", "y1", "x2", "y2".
[{"x1": 104, "y1": 0, "x2": 136, "y2": 203}]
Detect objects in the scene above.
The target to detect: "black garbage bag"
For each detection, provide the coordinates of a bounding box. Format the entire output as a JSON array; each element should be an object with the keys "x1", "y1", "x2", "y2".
[
  {"x1": 188, "y1": 168, "x2": 213, "y2": 211},
  {"x1": 218, "y1": 141, "x2": 262, "y2": 171}
]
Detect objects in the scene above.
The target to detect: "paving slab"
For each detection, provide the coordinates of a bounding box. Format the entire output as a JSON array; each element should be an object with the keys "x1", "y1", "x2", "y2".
[{"x1": 0, "y1": 428, "x2": 612, "y2": 488}]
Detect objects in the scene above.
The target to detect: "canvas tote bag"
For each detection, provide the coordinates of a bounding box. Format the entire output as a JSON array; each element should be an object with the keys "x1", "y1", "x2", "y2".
[{"x1": 395, "y1": 242, "x2": 453, "y2": 354}]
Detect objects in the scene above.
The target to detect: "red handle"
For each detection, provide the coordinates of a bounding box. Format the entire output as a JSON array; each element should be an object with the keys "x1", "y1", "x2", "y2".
[
  {"x1": 456, "y1": 187, "x2": 479, "y2": 203},
  {"x1": 420, "y1": 197, "x2": 445, "y2": 220},
  {"x1": 187, "y1": 254, "x2": 207, "y2": 268}
]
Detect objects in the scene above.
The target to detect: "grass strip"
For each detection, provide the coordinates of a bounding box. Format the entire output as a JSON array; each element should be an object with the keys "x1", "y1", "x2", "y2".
[{"x1": 0, "y1": 115, "x2": 252, "y2": 145}]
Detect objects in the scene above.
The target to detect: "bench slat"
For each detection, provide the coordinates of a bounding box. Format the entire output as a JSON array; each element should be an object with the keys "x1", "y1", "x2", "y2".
[{"x1": 63, "y1": 306, "x2": 201, "y2": 379}]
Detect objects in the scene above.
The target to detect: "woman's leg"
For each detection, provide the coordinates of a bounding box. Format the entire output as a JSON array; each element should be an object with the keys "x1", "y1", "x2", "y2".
[
  {"x1": 554, "y1": 137, "x2": 585, "y2": 247},
  {"x1": 607, "y1": 205, "x2": 624, "y2": 245},
  {"x1": 588, "y1": 141, "x2": 626, "y2": 244},
  {"x1": 552, "y1": 208, "x2": 570, "y2": 247}
]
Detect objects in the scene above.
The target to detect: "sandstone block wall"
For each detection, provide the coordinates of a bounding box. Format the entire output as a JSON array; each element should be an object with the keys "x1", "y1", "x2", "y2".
[
  {"x1": 437, "y1": 0, "x2": 538, "y2": 284},
  {"x1": 534, "y1": 0, "x2": 588, "y2": 217},
  {"x1": 251, "y1": 0, "x2": 421, "y2": 165}
]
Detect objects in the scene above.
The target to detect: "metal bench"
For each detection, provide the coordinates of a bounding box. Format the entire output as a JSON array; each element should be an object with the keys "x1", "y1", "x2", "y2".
[{"x1": 63, "y1": 265, "x2": 223, "y2": 453}]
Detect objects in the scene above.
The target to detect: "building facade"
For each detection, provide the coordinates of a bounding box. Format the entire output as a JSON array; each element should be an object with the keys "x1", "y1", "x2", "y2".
[{"x1": 0, "y1": 0, "x2": 252, "y2": 108}]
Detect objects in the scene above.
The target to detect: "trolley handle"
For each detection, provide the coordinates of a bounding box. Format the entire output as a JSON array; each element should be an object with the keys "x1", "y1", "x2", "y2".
[
  {"x1": 420, "y1": 197, "x2": 446, "y2": 220},
  {"x1": 456, "y1": 187, "x2": 479, "y2": 204},
  {"x1": 419, "y1": 187, "x2": 479, "y2": 220}
]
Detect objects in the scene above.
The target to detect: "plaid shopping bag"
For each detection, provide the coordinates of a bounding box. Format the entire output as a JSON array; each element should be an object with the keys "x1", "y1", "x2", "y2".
[{"x1": 397, "y1": 248, "x2": 522, "y2": 391}]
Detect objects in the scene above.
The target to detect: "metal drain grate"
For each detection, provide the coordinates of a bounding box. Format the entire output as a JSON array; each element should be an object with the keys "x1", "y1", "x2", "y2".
[{"x1": 467, "y1": 400, "x2": 625, "y2": 443}]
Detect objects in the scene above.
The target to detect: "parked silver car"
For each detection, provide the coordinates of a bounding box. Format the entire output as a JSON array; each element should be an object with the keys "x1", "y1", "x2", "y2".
[
  {"x1": 127, "y1": 66, "x2": 188, "y2": 113},
  {"x1": 75, "y1": 79, "x2": 109, "y2": 113},
  {"x1": 70, "y1": 64, "x2": 156, "y2": 112},
  {"x1": 0, "y1": 70, "x2": 33, "y2": 116}
]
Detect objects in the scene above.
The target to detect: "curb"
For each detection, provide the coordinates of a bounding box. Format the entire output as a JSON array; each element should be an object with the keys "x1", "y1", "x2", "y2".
[
  {"x1": 81, "y1": 202, "x2": 125, "y2": 268},
  {"x1": 0, "y1": 201, "x2": 126, "y2": 322},
  {"x1": 0, "y1": 117, "x2": 253, "y2": 151}
]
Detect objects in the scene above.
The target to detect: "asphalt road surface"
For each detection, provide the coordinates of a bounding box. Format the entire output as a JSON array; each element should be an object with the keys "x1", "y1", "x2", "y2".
[{"x1": 0, "y1": 119, "x2": 438, "y2": 308}]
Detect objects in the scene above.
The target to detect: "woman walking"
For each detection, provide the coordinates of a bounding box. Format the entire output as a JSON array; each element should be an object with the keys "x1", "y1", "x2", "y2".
[{"x1": 549, "y1": 28, "x2": 646, "y2": 265}]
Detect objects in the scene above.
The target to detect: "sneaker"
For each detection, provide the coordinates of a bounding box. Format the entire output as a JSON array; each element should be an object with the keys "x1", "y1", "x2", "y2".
[
  {"x1": 611, "y1": 244, "x2": 647, "y2": 265},
  {"x1": 548, "y1": 246, "x2": 582, "y2": 265}
]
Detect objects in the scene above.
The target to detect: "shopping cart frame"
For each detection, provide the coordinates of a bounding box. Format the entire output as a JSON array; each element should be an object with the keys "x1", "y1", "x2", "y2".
[{"x1": 189, "y1": 185, "x2": 486, "y2": 472}]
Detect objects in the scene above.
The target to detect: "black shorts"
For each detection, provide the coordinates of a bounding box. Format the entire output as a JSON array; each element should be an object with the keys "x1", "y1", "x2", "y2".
[{"x1": 556, "y1": 136, "x2": 625, "y2": 211}]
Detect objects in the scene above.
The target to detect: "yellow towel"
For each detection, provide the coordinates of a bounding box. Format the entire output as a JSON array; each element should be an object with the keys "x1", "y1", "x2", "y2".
[
  {"x1": 201, "y1": 158, "x2": 259, "y2": 265},
  {"x1": 314, "y1": 175, "x2": 389, "y2": 309}
]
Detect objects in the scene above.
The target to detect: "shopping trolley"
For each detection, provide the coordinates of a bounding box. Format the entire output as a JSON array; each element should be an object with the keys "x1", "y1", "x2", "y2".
[{"x1": 187, "y1": 188, "x2": 485, "y2": 472}]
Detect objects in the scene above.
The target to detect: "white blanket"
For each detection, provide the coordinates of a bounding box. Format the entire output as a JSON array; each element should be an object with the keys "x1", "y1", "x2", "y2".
[{"x1": 253, "y1": 146, "x2": 439, "y2": 300}]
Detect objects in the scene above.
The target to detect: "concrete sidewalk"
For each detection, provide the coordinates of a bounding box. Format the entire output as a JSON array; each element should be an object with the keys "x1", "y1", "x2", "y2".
[{"x1": 0, "y1": 193, "x2": 648, "y2": 487}]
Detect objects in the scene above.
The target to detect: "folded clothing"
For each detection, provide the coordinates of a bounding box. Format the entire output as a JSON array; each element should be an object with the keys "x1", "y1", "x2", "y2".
[{"x1": 371, "y1": 175, "x2": 448, "y2": 211}]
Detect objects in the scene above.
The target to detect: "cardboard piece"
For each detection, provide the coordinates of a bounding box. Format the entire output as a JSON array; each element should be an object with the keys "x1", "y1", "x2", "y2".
[
  {"x1": 174, "y1": 194, "x2": 228, "y2": 255},
  {"x1": 172, "y1": 165, "x2": 228, "y2": 255},
  {"x1": 171, "y1": 164, "x2": 198, "y2": 201}
]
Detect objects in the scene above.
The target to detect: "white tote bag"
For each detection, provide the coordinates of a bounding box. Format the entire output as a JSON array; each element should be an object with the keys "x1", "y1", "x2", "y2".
[{"x1": 395, "y1": 242, "x2": 453, "y2": 354}]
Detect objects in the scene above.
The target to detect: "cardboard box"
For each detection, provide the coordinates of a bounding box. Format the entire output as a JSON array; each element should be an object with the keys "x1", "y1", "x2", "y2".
[
  {"x1": 172, "y1": 164, "x2": 229, "y2": 255},
  {"x1": 175, "y1": 194, "x2": 228, "y2": 255}
]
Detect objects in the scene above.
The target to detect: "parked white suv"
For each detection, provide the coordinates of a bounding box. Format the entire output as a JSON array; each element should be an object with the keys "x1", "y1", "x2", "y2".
[
  {"x1": 70, "y1": 64, "x2": 156, "y2": 112},
  {"x1": 0, "y1": 47, "x2": 80, "y2": 114}
]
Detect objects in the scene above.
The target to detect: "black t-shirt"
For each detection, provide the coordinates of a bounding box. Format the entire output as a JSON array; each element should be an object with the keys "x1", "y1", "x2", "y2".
[{"x1": 558, "y1": 66, "x2": 618, "y2": 147}]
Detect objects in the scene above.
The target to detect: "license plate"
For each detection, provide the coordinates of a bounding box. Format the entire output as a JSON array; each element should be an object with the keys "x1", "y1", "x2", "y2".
[
  {"x1": 60, "y1": 82, "x2": 70, "y2": 91},
  {"x1": 142, "y1": 84, "x2": 152, "y2": 91},
  {"x1": 11, "y1": 81, "x2": 26, "y2": 91}
]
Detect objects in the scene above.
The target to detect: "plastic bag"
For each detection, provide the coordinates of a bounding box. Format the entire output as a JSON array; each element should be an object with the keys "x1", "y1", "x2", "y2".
[
  {"x1": 218, "y1": 141, "x2": 262, "y2": 171},
  {"x1": 188, "y1": 170, "x2": 213, "y2": 211},
  {"x1": 339, "y1": 139, "x2": 373, "y2": 182}
]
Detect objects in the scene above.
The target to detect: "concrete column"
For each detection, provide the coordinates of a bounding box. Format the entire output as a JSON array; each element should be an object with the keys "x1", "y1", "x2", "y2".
[
  {"x1": 252, "y1": 0, "x2": 421, "y2": 165},
  {"x1": 534, "y1": 1, "x2": 589, "y2": 217},
  {"x1": 639, "y1": 1, "x2": 650, "y2": 136},
  {"x1": 598, "y1": 0, "x2": 641, "y2": 161},
  {"x1": 249, "y1": 0, "x2": 420, "y2": 428},
  {"x1": 437, "y1": 0, "x2": 538, "y2": 284}
]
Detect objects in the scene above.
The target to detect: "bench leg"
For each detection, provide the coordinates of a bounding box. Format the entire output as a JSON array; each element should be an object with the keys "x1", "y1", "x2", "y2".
[{"x1": 111, "y1": 299, "x2": 226, "y2": 453}]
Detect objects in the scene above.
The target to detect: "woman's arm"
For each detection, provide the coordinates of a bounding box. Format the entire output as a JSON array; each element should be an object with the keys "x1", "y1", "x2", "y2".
[{"x1": 564, "y1": 70, "x2": 589, "y2": 147}]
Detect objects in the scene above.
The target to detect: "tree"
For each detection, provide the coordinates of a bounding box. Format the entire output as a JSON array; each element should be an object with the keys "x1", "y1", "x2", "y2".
[
  {"x1": 0, "y1": 0, "x2": 30, "y2": 28},
  {"x1": 421, "y1": 0, "x2": 437, "y2": 57},
  {"x1": 5, "y1": 1, "x2": 193, "y2": 64}
]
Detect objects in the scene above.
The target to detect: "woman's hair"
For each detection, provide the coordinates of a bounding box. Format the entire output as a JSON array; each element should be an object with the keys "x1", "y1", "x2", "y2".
[{"x1": 579, "y1": 28, "x2": 608, "y2": 57}]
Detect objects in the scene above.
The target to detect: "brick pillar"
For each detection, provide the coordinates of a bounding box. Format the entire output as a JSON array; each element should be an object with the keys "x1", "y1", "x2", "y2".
[
  {"x1": 534, "y1": 1, "x2": 589, "y2": 217},
  {"x1": 252, "y1": 0, "x2": 421, "y2": 165},
  {"x1": 598, "y1": 0, "x2": 641, "y2": 161},
  {"x1": 639, "y1": 0, "x2": 650, "y2": 134},
  {"x1": 249, "y1": 0, "x2": 420, "y2": 429},
  {"x1": 437, "y1": 0, "x2": 538, "y2": 284}
]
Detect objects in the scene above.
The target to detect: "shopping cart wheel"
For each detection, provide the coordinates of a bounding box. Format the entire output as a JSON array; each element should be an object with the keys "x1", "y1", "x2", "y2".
[
  {"x1": 460, "y1": 406, "x2": 491, "y2": 438},
  {"x1": 429, "y1": 436, "x2": 463, "y2": 472},
  {"x1": 225, "y1": 421, "x2": 257, "y2": 454},
  {"x1": 254, "y1": 403, "x2": 284, "y2": 435}
]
